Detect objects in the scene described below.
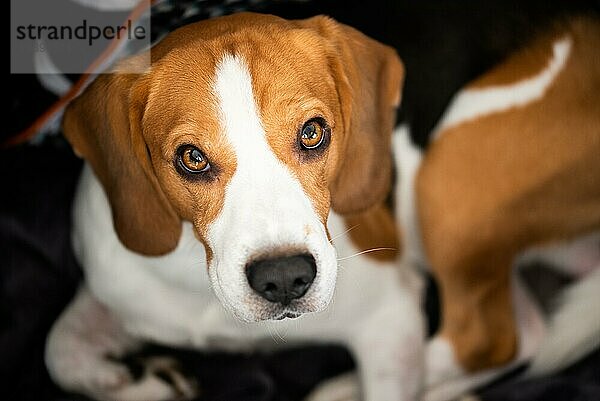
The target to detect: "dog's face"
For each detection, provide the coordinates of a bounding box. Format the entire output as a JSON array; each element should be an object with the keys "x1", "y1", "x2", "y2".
[{"x1": 63, "y1": 13, "x2": 403, "y2": 321}]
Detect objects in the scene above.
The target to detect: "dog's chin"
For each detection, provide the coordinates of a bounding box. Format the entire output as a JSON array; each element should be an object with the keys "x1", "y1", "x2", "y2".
[
  {"x1": 212, "y1": 285, "x2": 329, "y2": 323},
  {"x1": 272, "y1": 311, "x2": 304, "y2": 320},
  {"x1": 253, "y1": 302, "x2": 318, "y2": 322}
]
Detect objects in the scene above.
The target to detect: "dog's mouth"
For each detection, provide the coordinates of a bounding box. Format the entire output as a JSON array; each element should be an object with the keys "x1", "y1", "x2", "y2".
[
  {"x1": 273, "y1": 311, "x2": 303, "y2": 320},
  {"x1": 251, "y1": 298, "x2": 317, "y2": 322}
]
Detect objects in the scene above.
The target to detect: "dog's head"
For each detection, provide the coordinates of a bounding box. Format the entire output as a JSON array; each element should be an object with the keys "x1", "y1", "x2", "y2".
[{"x1": 63, "y1": 13, "x2": 403, "y2": 322}]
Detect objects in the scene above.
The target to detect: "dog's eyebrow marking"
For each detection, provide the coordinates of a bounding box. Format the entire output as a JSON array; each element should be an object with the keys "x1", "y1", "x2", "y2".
[{"x1": 433, "y1": 37, "x2": 572, "y2": 137}]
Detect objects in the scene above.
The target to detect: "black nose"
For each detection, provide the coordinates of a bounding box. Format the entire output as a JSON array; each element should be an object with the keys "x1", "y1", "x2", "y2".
[{"x1": 246, "y1": 254, "x2": 317, "y2": 305}]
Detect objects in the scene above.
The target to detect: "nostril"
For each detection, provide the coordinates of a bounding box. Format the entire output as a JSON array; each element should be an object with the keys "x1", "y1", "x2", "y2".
[
  {"x1": 290, "y1": 276, "x2": 312, "y2": 299},
  {"x1": 261, "y1": 282, "x2": 279, "y2": 303},
  {"x1": 293, "y1": 277, "x2": 308, "y2": 287}
]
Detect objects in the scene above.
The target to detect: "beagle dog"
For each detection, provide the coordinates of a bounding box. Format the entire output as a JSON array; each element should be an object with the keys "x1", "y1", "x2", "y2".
[
  {"x1": 45, "y1": 12, "x2": 425, "y2": 401},
  {"x1": 390, "y1": 16, "x2": 600, "y2": 400}
]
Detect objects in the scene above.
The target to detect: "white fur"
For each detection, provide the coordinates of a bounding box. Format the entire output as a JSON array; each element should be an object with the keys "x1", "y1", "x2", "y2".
[
  {"x1": 304, "y1": 373, "x2": 360, "y2": 401},
  {"x1": 521, "y1": 231, "x2": 600, "y2": 376},
  {"x1": 432, "y1": 37, "x2": 572, "y2": 137},
  {"x1": 528, "y1": 266, "x2": 600, "y2": 376},
  {"x1": 424, "y1": 336, "x2": 462, "y2": 390},
  {"x1": 392, "y1": 125, "x2": 427, "y2": 269},
  {"x1": 208, "y1": 54, "x2": 337, "y2": 322},
  {"x1": 517, "y1": 231, "x2": 600, "y2": 278}
]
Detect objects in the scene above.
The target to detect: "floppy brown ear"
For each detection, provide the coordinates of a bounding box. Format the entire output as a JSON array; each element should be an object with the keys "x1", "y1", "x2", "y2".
[
  {"x1": 302, "y1": 16, "x2": 404, "y2": 214},
  {"x1": 63, "y1": 72, "x2": 181, "y2": 255}
]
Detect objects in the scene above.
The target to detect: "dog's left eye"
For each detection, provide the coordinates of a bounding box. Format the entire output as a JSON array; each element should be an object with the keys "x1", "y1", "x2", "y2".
[
  {"x1": 176, "y1": 145, "x2": 210, "y2": 174},
  {"x1": 299, "y1": 119, "x2": 327, "y2": 150}
]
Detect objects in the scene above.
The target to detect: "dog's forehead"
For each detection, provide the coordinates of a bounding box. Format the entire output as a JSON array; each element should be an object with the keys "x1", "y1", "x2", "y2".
[
  {"x1": 148, "y1": 12, "x2": 328, "y2": 80},
  {"x1": 151, "y1": 22, "x2": 331, "y2": 92},
  {"x1": 143, "y1": 19, "x2": 338, "y2": 150}
]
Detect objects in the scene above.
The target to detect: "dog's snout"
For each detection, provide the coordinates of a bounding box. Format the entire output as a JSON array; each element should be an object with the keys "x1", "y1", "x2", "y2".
[{"x1": 246, "y1": 254, "x2": 317, "y2": 305}]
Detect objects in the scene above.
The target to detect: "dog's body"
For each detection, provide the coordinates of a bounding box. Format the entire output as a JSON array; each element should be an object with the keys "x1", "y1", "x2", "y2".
[
  {"x1": 45, "y1": 12, "x2": 425, "y2": 401},
  {"x1": 391, "y1": 16, "x2": 600, "y2": 400}
]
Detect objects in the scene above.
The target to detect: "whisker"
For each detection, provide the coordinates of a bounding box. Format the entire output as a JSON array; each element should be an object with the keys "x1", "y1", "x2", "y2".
[
  {"x1": 278, "y1": 325, "x2": 289, "y2": 342},
  {"x1": 329, "y1": 224, "x2": 360, "y2": 244},
  {"x1": 267, "y1": 325, "x2": 279, "y2": 344},
  {"x1": 271, "y1": 324, "x2": 286, "y2": 344},
  {"x1": 337, "y1": 247, "x2": 397, "y2": 261},
  {"x1": 277, "y1": 323, "x2": 288, "y2": 343}
]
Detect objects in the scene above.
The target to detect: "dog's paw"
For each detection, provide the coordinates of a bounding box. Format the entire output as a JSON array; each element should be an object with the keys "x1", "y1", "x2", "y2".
[
  {"x1": 51, "y1": 354, "x2": 198, "y2": 401},
  {"x1": 94, "y1": 355, "x2": 198, "y2": 401},
  {"x1": 124, "y1": 355, "x2": 198, "y2": 400},
  {"x1": 304, "y1": 373, "x2": 360, "y2": 401},
  {"x1": 88, "y1": 359, "x2": 133, "y2": 392}
]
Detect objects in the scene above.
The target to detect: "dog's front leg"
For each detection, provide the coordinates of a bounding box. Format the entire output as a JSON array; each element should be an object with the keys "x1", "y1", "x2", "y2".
[
  {"x1": 45, "y1": 285, "x2": 197, "y2": 401},
  {"x1": 348, "y1": 288, "x2": 425, "y2": 401},
  {"x1": 423, "y1": 269, "x2": 546, "y2": 401}
]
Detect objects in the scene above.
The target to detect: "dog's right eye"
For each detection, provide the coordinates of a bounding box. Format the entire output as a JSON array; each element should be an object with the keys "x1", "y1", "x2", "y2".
[{"x1": 176, "y1": 145, "x2": 210, "y2": 175}]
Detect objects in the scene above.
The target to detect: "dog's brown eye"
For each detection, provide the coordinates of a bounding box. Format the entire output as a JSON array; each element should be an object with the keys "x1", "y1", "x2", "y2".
[
  {"x1": 177, "y1": 145, "x2": 210, "y2": 174},
  {"x1": 300, "y1": 120, "x2": 325, "y2": 150}
]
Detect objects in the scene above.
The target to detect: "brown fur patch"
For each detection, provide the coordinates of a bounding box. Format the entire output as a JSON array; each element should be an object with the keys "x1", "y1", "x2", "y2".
[
  {"x1": 63, "y1": 73, "x2": 182, "y2": 256},
  {"x1": 417, "y1": 17, "x2": 600, "y2": 371},
  {"x1": 344, "y1": 202, "x2": 400, "y2": 261}
]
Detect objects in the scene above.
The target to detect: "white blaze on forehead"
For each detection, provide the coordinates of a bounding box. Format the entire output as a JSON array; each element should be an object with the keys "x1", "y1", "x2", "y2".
[
  {"x1": 433, "y1": 37, "x2": 572, "y2": 138},
  {"x1": 212, "y1": 54, "x2": 271, "y2": 168},
  {"x1": 210, "y1": 53, "x2": 317, "y2": 228},
  {"x1": 206, "y1": 53, "x2": 336, "y2": 321}
]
